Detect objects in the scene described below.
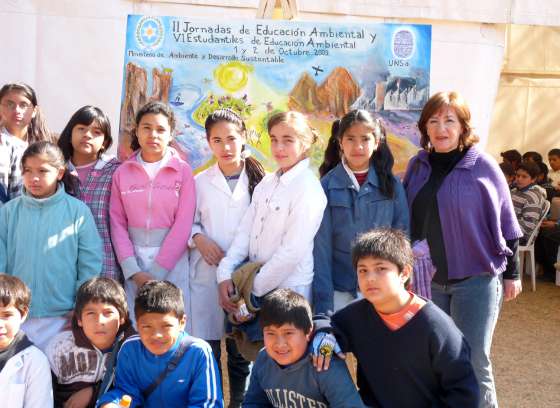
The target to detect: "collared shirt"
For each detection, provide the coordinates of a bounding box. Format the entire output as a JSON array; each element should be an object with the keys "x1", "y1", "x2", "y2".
[
  {"x1": 312, "y1": 162, "x2": 409, "y2": 313},
  {"x1": 217, "y1": 158, "x2": 327, "y2": 296},
  {"x1": 0, "y1": 127, "x2": 26, "y2": 205},
  {"x1": 69, "y1": 155, "x2": 122, "y2": 281}
]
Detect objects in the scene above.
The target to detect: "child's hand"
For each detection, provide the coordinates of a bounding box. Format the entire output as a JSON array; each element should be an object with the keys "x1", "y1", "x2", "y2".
[
  {"x1": 63, "y1": 386, "x2": 93, "y2": 408},
  {"x1": 193, "y1": 234, "x2": 225, "y2": 266},
  {"x1": 311, "y1": 332, "x2": 344, "y2": 372},
  {"x1": 218, "y1": 279, "x2": 238, "y2": 313},
  {"x1": 132, "y1": 272, "x2": 154, "y2": 291},
  {"x1": 503, "y1": 279, "x2": 522, "y2": 301}
]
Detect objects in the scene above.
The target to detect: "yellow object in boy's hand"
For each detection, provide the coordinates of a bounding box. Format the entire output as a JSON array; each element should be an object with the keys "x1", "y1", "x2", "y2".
[{"x1": 319, "y1": 343, "x2": 334, "y2": 358}]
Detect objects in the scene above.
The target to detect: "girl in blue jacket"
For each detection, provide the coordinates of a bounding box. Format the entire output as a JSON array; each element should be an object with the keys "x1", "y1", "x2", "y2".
[
  {"x1": 0, "y1": 141, "x2": 102, "y2": 350},
  {"x1": 312, "y1": 109, "x2": 409, "y2": 314}
]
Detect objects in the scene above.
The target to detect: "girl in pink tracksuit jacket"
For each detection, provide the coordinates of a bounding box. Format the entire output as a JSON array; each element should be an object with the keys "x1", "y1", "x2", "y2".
[{"x1": 110, "y1": 101, "x2": 195, "y2": 323}]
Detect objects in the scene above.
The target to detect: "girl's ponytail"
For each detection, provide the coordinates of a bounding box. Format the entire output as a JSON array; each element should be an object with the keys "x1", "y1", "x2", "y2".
[
  {"x1": 371, "y1": 125, "x2": 395, "y2": 198},
  {"x1": 60, "y1": 168, "x2": 79, "y2": 197},
  {"x1": 244, "y1": 155, "x2": 265, "y2": 198},
  {"x1": 28, "y1": 108, "x2": 54, "y2": 144},
  {"x1": 318, "y1": 120, "x2": 343, "y2": 178}
]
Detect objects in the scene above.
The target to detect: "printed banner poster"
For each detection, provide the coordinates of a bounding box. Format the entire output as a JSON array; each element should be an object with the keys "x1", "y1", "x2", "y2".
[{"x1": 120, "y1": 15, "x2": 431, "y2": 174}]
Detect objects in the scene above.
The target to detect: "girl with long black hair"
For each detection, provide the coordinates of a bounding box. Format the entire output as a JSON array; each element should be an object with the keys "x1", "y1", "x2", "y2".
[{"x1": 313, "y1": 109, "x2": 409, "y2": 314}]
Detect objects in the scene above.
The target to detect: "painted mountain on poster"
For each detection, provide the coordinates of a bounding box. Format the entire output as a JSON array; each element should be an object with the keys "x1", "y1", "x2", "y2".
[{"x1": 289, "y1": 67, "x2": 360, "y2": 117}]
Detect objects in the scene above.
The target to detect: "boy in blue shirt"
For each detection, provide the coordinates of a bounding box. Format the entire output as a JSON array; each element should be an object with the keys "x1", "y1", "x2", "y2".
[
  {"x1": 313, "y1": 229, "x2": 479, "y2": 407},
  {"x1": 97, "y1": 281, "x2": 223, "y2": 407},
  {"x1": 243, "y1": 288, "x2": 364, "y2": 408}
]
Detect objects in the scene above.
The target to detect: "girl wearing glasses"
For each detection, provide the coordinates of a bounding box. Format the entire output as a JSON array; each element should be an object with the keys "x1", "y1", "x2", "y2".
[{"x1": 0, "y1": 83, "x2": 52, "y2": 204}]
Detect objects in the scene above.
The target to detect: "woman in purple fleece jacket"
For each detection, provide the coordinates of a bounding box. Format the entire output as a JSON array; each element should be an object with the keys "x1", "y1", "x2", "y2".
[{"x1": 403, "y1": 91, "x2": 523, "y2": 408}]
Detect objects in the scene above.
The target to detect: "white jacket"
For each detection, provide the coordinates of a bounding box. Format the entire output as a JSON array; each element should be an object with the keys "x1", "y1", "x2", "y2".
[
  {"x1": 0, "y1": 345, "x2": 53, "y2": 408},
  {"x1": 216, "y1": 158, "x2": 327, "y2": 298},
  {"x1": 188, "y1": 163, "x2": 252, "y2": 340}
]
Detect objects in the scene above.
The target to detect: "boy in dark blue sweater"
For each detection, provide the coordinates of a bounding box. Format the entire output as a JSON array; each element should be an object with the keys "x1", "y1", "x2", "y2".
[{"x1": 313, "y1": 229, "x2": 479, "y2": 408}]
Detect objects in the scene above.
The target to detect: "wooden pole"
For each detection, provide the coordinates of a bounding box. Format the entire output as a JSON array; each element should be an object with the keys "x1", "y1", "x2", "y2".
[{"x1": 257, "y1": 0, "x2": 298, "y2": 20}]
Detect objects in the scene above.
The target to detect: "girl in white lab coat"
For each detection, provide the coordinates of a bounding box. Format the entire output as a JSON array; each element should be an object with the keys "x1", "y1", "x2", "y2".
[
  {"x1": 216, "y1": 111, "x2": 327, "y2": 306},
  {"x1": 189, "y1": 108, "x2": 265, "y2": 406}
]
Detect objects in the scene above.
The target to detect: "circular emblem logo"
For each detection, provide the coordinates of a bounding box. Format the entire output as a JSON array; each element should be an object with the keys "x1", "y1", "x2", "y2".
[
  {"x1": 136, "y1": 16, "x2": 164, "y2": 50},
  {"x1": 392, "y1": 29, "x2": 415, "y2": 60}
]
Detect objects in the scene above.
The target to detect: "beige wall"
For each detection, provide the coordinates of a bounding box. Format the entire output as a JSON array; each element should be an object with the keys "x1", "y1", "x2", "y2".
[{"x1": 488, "y1": 25, "x2": 560, "y2": 162}]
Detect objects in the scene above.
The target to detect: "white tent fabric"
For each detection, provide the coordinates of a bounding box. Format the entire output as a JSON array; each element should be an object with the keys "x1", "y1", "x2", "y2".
[
  {"x1": 143, "y1": 0, "x2": 560, "y2": 26},
  {"x1": 487, "y1": 24, "x2": 560, "y2": 160}
]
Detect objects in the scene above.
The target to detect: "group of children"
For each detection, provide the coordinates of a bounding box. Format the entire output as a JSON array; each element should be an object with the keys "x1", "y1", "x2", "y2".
[
  {"x1": 500, "y1": 148, "x2": 560, "y2": 280},
  {"x1": 0, "y1": 81, "x2": 483, "y2": 407}
]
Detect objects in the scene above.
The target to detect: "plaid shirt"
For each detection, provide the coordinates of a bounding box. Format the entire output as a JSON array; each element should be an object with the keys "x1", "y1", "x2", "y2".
[
  {"x1": 0, "y1": 127, "x2": 25, "y2": 206},
  {"x1": 70, "y1": 155, "x2": 122, "y2": 282}
]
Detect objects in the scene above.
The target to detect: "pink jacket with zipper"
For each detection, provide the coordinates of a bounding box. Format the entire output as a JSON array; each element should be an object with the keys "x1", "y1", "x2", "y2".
[{"x1": 109, "y1": 149, "x2": 196, "y2": 280}]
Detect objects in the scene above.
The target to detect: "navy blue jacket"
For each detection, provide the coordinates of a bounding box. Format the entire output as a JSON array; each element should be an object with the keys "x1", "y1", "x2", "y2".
[
  {"x1": 312, "y1": 163, "x2": 409, "y2": 313},
  {"x1": 316, "y1": 300, "x2": 479, "y2": 407}
]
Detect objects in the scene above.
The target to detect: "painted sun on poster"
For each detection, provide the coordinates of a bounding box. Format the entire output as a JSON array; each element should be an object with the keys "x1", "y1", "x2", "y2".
[{"x1": 120, "y1": 15, "x2": 431, "y2": 174}]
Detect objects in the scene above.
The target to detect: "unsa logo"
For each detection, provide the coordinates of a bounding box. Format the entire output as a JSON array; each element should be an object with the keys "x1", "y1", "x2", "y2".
[
  {"x1": 136, "y1": 16, "x2": 164, "y2": 50},
  {"x1": 392, "y1": 29, "x2": 414, "y2": 60}
]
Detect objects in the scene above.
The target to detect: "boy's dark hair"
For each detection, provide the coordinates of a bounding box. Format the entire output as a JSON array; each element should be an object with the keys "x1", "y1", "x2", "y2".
[
  {"x1": 522, "y1": 151, "x2": 543, "y2": 164},
  {"x1": 537, "y1": 161, "x2": 549, "y2": 178},
  {"x1": 75, "y1": 277, "x2": 128, "y2": 323},
  {"x1": 352, "y1": 228, "x2": 414, "y2": 273},
  {"x1": 259, "y1": 288, "x2": 312, "y2": 334},
  {"x1": 517, "y1": 162, "x2": 540, "y2": 179},
  {"x1": 134, "y1": 280, "x2": 184, "y2": 319},
  {"x1": 500, "y1": 149, "x2": 522, "y2": 165},
  {"x1": 0, "y1": 274, "x2": 31, "y2": 316},
  {"x1": 548, "y1": 148, "x2": 560, "y2": 158},
  {"x1": 499, "y1": 162, "x2": 515, "y2": 178}
]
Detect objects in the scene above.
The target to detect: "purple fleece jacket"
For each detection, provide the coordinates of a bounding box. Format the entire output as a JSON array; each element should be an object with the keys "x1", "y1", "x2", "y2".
[{"x1": 403, "y1": 146, "x2": 523, "y2": 279}]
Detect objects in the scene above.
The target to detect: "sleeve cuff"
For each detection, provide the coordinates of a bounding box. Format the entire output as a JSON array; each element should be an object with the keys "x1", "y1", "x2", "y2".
[
  {"x1": 149, "y1": 261, "x2": 169, "y2": 278},
  {"x1": 188, "y1": 225, "x2": 203, "y2": 248},
  {"x1": 121, "y1": 256, "x2": 141, "y2": 280},
  {"x1": 216, "y1": 265, "x2": 232, "y2": 284},
  {"x1": 313, "y1": 313, "x2": 334, "y2": 333}
]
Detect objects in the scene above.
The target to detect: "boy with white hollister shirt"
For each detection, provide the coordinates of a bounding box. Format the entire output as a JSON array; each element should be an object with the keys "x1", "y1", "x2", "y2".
[{"x1": 0, "y1": 274, "x2": 53, "y2": 408}]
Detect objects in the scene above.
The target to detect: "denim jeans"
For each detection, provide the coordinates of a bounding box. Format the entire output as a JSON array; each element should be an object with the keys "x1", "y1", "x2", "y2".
[
  {"x1": 209, "y1": 338, "x2": 251, "y2": 408},
  {"x1": 431, "y1": 274, "x2": 502, "y2": 408}
]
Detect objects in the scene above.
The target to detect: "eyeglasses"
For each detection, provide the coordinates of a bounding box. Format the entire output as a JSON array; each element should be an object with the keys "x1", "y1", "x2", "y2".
[{"x1": 1, "y1": 101, "x2": 33, "y2": 111}]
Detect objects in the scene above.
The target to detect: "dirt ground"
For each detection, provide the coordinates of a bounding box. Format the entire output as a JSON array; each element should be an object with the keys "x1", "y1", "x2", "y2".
[
  {"x1": 492, "y1": 276, "x2": 560, "y2": 407},
  {"x1": 220, "y1": 275, "x2": 560, "y2": 406}
]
